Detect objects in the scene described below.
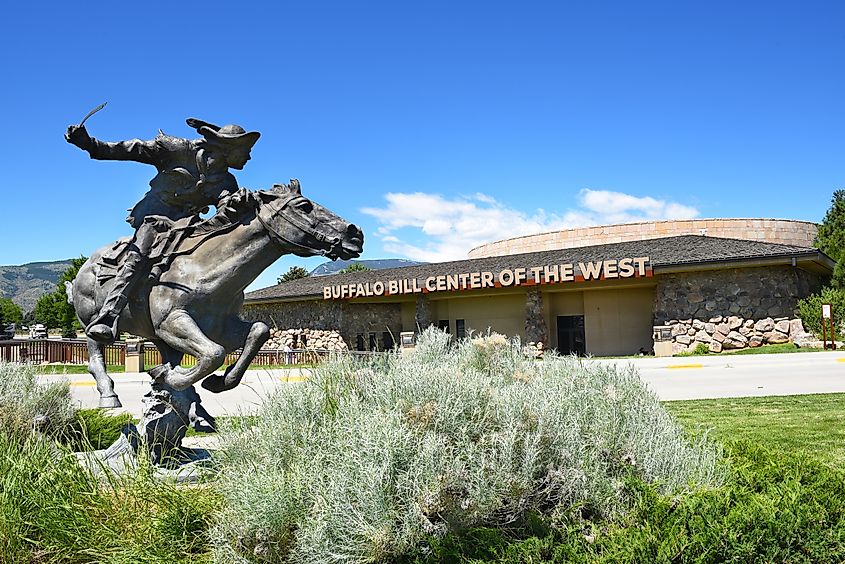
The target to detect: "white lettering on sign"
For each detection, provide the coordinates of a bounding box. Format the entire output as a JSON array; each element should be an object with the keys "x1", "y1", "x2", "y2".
[{"x1": 321, "y1": 256, "x2": 652, "y2": 299}]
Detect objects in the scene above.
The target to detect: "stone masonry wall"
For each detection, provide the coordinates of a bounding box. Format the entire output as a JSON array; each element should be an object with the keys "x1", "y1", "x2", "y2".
[
  {"x1": 654, "y1": 266, "x2": 826, "y2": 354},
  {"x1": 243, "y1": 300, "x2": 402, "y2": 350},
  {"x1": 653, "y1": 266, "x2": 823, "y2": 324}
]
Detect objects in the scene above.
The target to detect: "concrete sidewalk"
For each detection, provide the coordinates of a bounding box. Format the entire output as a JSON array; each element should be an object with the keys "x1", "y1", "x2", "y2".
[
  {"x1": 38, "y1": 350, "x2": 845, "y2": 416},
  {"x1": 39, "y1": 367, "x2": 310, "y2": 419}
]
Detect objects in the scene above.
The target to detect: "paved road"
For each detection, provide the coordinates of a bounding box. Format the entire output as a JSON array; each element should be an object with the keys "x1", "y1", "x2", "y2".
[
  {"x1": 39, "y1": 351, "x2": 845, "y2": 417},
  {"x1": 596, "y1": 350, "x2": 845, "y2": 401}
]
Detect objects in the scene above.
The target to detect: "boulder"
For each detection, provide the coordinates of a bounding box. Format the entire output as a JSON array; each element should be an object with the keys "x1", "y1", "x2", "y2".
[
  {"x1": 763, "y1": 331, "x2": 789, "y2": 344},
  {"x1": 716, "y1": 323, "x2": 730, "y2": 336},
  {"x1": 748, "y1": 335, "x2": 764, "y2": 347},
  {"x1": 693, "y1": 319, "x2": 705, "y2": 330},
  {"x1": 743, "y1": 319, "x2": 754, "y2": 329},
  {"x1": 712, "y1": 331, "x2": 727, "y2": 343},
  {"x1": 754, "y1": 318, "x2": 775, "y2": 332},
  {"x1": 708, "y1": 316, "x2": 723, "y2": 323},
  {"x1": 671, "y1": 324, "x2": 687, "y2": 337},
  {"x1": 728, "y1": 316, "x2": 743, "y2": 330},
  {"x1": 775, "y1": 320, "x2": 791, "y2": 334},
  {"x1": 708, "y1": 341, "x2": 723, "y2": 353},
  {"x1": 704, "y1": 322, "x2": 716, "y2": 334},
  {"x1": 676, "y1": 334, "x2": 692, "y2": 345},
  {"x1": 672, "y1": 342, "x2": 692, "y2": 355},
  {"x1": 694, "y1": 330, "x2": 711, "y2": 343},
  {"x1": 789, "y1": 318, "x2": 805, "y2": 339}
]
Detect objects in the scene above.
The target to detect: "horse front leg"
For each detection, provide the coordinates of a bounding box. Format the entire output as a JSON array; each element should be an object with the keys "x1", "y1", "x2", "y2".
[
  {"x1": 151, "y1": 310, "x2": 227, "y2": 391},
  {"x1": 202, "y1": 318, "x2": 269, "y2": 393},
  {"x1": 87, "y1": 338, "x2": 121, "y2": 408}
]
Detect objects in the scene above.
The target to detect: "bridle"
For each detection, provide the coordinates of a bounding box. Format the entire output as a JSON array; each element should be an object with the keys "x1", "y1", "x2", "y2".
[{"x1": 256, "y1": 190, "x2": 342, "y2": 256}]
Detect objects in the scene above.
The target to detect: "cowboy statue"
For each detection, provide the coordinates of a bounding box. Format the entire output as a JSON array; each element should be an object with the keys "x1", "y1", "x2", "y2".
[{"x1": 65, "y1": 115, "x2": 260, "y2": 343}]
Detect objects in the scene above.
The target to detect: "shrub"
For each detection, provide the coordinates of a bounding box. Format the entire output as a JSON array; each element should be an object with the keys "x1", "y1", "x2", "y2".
[
  {"x1": 211, "y1": 328, "x2": 724, "y2": 563},
  {"x1": 0, "y1": 362, "x2": 74, "y2": 438},
  {"x1": 407, "y1": 441, "x2": 845, "y2": 562},
  {"x1": 797, "y1": 286, "x2": 845, "y2": 340}
]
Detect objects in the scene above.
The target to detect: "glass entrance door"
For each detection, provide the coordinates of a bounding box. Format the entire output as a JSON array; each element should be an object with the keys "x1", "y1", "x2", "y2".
[{"x1": 557, "y1": 315, "x2": 586, "y2": 355}]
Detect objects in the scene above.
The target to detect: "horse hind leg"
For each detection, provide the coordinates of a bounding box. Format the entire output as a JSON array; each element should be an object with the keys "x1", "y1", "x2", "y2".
[
  {"x1": 87, "y1": 338, "x2": 121, "y2": 408},
  {"x1": 202, "y1": 318, "x2": 270, "y2": 393},
  {"x1": 153, "y1": 310, "x2": 228, "y2": 391}
]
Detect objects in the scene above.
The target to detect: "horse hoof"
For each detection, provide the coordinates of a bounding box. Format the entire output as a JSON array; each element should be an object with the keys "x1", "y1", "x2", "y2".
[
  {"x1": 99, "y1": 395, "x2": 122, "y2": 409},
  {"x1": 148, "y1": 364, "x2": 168, "y2": 382},
  {"x1": 201, "y1": 375, "x2": 227, "y2": 393}
]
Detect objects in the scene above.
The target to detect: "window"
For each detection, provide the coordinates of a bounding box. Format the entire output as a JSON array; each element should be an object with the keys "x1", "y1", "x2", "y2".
[
  {"x1": 369, "y1": 332, "x2": 377, "y2": 351},
  {"x1": 382, "y1": 331, "x2": 395, "y2": 350},
  {"x1": 456, "y1": 319, "x2": 466, "y2": 339},
  {"x1": 356, "y1": 333, "x2": 365, "y2": 351},
  {"x1": 438, "y1": 319, "x2": 450, "y2": 333}
]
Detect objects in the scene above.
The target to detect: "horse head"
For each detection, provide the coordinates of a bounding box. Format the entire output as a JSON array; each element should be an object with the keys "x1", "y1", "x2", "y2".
[{"x1": 255, "y1": 180, "x2": 363, "y2": 260}]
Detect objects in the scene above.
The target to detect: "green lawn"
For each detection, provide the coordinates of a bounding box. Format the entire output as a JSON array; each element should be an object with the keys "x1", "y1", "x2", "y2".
[{"x1": 666, "y1": 392, "x2": 845, "y2": 466}]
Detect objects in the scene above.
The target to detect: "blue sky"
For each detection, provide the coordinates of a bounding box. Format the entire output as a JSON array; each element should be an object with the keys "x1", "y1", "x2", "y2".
[{"x1": 1, "y1": 1, "x2": 843, "y2": 291}]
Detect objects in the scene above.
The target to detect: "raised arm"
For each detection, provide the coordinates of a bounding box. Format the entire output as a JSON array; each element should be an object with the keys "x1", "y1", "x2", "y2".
[{"x1": 65, "y1": 125, "x2": 161, "y2": 165}]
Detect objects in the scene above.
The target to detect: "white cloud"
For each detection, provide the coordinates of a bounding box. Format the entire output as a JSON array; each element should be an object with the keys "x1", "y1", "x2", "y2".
[{"x1": 361, "y1": 189, "x2": 699, "y2": 262}]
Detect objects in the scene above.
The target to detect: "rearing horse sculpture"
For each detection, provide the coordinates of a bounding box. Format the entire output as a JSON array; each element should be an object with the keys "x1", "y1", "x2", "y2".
[{"x1": 69, "y1": 180, "x2": 363, "y2": 408}]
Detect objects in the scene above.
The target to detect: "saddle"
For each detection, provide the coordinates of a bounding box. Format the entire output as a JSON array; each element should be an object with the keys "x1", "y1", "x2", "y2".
[{"x1": 95, "y1": 194, "x2": 254, "y2": 285}]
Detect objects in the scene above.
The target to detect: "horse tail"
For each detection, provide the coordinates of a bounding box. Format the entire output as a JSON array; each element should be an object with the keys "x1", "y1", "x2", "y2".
[{"x1": 64, "y1": 280, "x2": 74, "y2": 305}]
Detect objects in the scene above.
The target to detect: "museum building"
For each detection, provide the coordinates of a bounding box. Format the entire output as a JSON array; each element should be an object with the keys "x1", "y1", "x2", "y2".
[{"x1": 242, "y1": 218, "x2": 834, "y2": 356}]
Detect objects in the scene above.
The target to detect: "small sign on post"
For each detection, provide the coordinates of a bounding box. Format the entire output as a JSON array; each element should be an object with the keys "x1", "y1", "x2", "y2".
[{"x1": 821, "y1": 303, "x2": 836, "y2": 350}]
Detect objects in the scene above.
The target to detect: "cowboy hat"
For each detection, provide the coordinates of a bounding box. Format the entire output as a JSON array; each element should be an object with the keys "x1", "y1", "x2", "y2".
[{"x1": 186, "y1": 118, "x2": 260, "y2": 147}]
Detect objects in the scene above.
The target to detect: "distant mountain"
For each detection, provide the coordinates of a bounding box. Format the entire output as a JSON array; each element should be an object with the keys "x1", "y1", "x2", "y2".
[
  {"x1": 0, "y1": 260, "x2": 73, "y2": 312},
  {"x1": 309, "y1": 259, "x2": 426, "y2": 276}
]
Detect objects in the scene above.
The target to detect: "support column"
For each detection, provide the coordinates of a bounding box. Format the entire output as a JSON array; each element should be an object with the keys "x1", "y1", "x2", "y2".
[
  {"x1": 415, "y1": 294, "x2": 432, "y2": 331},
  {"x1": 524, "y1": 289, "x2": 548, "y2": 346}
]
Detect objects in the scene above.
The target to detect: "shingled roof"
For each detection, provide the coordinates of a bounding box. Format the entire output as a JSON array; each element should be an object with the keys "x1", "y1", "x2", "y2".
[{"x1": 245, "y1": 235, "x2": 832, "y2": 302}]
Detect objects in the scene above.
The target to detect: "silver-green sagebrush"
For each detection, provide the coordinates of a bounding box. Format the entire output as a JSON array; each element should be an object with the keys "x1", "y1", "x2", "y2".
[{"x1": 211, "y1": 328, "x2": 724, "y2": 563}]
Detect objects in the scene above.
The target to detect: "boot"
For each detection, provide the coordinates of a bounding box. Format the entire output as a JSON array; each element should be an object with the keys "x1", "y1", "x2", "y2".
[
  {"x1": 86, "y1": 249, "x2": 145, "y2": 343},
  {"x1": 86, "y1": 293, "x2": 128, "y2": 343}
]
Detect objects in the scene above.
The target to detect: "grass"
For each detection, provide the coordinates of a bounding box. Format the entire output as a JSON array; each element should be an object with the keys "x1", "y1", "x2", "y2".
[
  {"x1": 406, "y1": 441, "x2": 845, "y2": 563},
  {"x1": 724, "y1": 343, "x2": 824, "y2": 355},
  {"x1": 38, "y1": 364, "x2": 126, "y2": 374},
  {"x1": 666, "y1": 392, "x2": 845, "y2": 467},
  {"x1": 674, "y1": 343, "x2": 825, "y2": 357},
  {"x1": 6, "y1": 354, "x2": 845, "y2": 562}
]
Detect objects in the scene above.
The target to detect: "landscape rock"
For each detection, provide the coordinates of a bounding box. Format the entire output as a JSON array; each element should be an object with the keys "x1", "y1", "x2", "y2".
[
  {"x1": 748, "y1": 335, "x2": 764, "y2": 347},
  {"x1": 754, "y1": 317, "x2": 775, "y2": 332},
  {"x1": 775, "y1": 320, "x2": 791, "y2": 334},
  {"x1": 764, "y1": 330, "x2": 789, "y2": 344},
  {"x1": 708, "y1": 341, "x2": 723, "y2": 353}
]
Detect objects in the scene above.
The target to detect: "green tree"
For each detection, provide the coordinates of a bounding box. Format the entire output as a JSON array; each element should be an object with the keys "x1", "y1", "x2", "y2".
[
  {"x1": 0, "y1": 298, "x2": 23, "y2": 325},
  {"x1": 278, "y1": 266, "x2": 310, "y2": 284},
  {"x1": 815, "y1": 189, "x2": 845, "y2": 289},
  {"x1": 34, "y1": 257, "x2": 87, "y2": 337},
  {"x1": 338, "y1": 262, "x2": 371, "y2": 274}
]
